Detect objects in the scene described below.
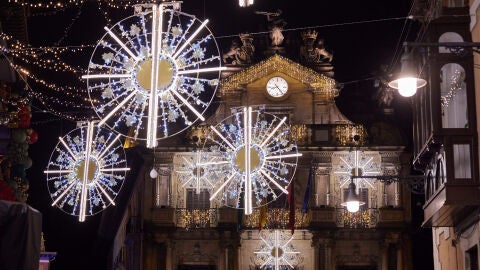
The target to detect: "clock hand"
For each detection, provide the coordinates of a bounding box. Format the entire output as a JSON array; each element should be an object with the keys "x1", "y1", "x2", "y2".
[{"x1": 274, "y1": 84, "x2": 283, "y2": 92}]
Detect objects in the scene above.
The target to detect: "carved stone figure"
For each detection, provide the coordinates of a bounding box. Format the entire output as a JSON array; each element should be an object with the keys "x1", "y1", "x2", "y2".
[
  {"x1": 222, "y1": 33, "x2": 255, "y2": 65},
  {"x1": 300, "y1": 30, "x2": 334, "y2": 77},
  {"x1": 255, "y1": 9, "x2": 287, "y2": 47}
]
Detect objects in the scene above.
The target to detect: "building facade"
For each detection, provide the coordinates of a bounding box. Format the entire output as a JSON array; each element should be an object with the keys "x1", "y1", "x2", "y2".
[
  {"x1": 110, "y1": 30, "x2": 414, "y2": 270},
  {"x1": 411, "y1": 0, "x2": 480, "y2": 269}
]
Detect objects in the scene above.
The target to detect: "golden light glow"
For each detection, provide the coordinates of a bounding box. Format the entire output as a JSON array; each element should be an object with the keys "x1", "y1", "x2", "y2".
[
  {"x1": 75, "y1": 160, "x2": 98, "y2": 182},
  {"x1": 136, "y1": 59, "x2": 174, "y2": 90}
]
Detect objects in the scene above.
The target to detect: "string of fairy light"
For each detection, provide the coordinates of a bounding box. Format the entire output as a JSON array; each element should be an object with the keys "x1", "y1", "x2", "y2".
[{"x1": 1, "y1": 0, "x2": 412, "y2": 123}]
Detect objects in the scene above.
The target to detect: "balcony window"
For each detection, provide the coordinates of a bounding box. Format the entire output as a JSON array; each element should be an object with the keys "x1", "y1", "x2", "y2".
[
  {"x1": 440, "y1": 63, "x2": 467, "y2": 129},
  {"x1": 186, "y1": 189, "x2": 210, "y2": 209},
  {"x1": 439, "y1": 32, "x2": 464, "y2": 53},
  {"x1": 444, "y1": 0, "x2": 467, "y2": 8},
  {"x1": 154, "y1": 167, "x2": 170, "y2": 207},
  {"x1": 453, "y1": 144, "x2": 471, "y2": 179},
  {"x1": 466, "y1": 245, "x2": 479, "y2": 270}
]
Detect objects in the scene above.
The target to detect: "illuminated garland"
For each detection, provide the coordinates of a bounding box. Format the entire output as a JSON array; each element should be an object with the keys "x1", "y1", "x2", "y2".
[
  {"x1": 8, "y1": 0, "x2": 84, "y2": 9},
  {"x1": 243, "y1": 208, "x2": 308, "y2": 229}
]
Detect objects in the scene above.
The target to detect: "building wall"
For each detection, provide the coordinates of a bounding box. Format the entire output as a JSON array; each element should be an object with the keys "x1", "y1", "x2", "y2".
[{"x1": 426, "y1": 0, "x2": 480, "y2": 263}]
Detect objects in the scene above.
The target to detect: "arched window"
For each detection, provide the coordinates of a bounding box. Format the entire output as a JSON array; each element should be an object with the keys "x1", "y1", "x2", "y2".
[
  {"x1": 438, "y1": 32, "x2": 464, "y2": 53},
  {"x1": 443, "y1": 0, "x2": 466, "y2": 8},
  {"x1": 440, "y1": 63, "x2": 467, "y2": 128}
]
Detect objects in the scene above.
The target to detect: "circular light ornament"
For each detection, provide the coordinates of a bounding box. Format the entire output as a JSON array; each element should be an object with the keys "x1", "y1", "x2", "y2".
[
  {"x1": 253, "y1": 230, "x2": 302, "y2": 270},
  {"x1": 83, "y1": 3, "x2": 224, "y2": 148},
  {"x1": 206, "y1": 106, "x2": 301, "y2": 215},
  {"x1": 44, "y1": 121, "x2": 130, "y2": 222},
  {"x1": 174, "y1": 151, "x2": 229, "y2": 194},
  {"x1": 332, "y1": 150, "x2": 381, "y2": 191}
]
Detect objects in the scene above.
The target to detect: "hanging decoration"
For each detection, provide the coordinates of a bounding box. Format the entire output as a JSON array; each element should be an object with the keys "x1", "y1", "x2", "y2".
[
  {"x1": 206, "y1": 106, "x2": 300, "y2": 215},
  {"x1": 44, "y1": 121, "x2": 130, "y2": 222},
  {"x1": 239, "y1": 0, "x2": 254, "y2": 7},
  {"x1": 83, "y1": 2, "x2": 224, "y2": 148},
  {"x1": 332, "y1": 150, "x2": 381, "y2": 190},
  {"x1": 252, "y1": 230, "x2": 303, "y2": 270},
  {"x1": 174, "y1": 151, "x2": 228, "y2": 194}
]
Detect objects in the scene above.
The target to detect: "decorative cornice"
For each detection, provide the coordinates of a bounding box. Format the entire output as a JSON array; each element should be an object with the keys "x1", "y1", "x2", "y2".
[{"x1": 220, "y1": 54, "x2": 338, "y2": 100}]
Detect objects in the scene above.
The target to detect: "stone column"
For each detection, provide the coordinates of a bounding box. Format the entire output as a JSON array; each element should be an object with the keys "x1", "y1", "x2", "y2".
[
  {"x1": 397, "y1": 245, "x2": 403, "y2": 270},
  {"x1": 394, "y1": 182, "x2": 400, "y2": 207},
  {"x1": 324, "y1": 239, "x2": 334, "y2": 270},
  {"x1": 166, "y1": 239, "x2": 175, "y2": 270},
  {"x1": 311, "y1": 233, "x2": 321, "y2": 270},
  {"x1": 379, "y1": 240, "x2": 388, "y2": 270}
]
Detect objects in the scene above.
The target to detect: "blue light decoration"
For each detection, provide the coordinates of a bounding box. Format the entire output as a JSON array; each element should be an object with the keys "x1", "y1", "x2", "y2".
[
  {"x1": 206, "y1": 106, "x2": 301, "y2": 215},
  {"x1": 83, "y1": 2, "x2": 224, "y2": 148},
  {"x1": 44, "y1": 121, "x2": 130, "y2": 222}
]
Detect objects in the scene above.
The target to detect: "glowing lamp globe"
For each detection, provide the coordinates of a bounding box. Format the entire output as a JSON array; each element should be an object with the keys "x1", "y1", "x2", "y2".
[
  {"x1": 345, "y1": 200, "x2": 360, "y2": 213},
  {"x1": 341, "y1": 181, "x2": 365, "y2": 213},
  {"x1": 388, "y1": 51, "x2": 427, "y2": 97},
  {"x1": 389, "y1": 77, "x2": 427, "y2": 97},
  {"x1": 150, "y1": 168, "x2": 158, "y2": 178}
]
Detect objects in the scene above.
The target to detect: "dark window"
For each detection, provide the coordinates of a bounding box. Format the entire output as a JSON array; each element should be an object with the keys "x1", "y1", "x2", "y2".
[
  {"x1": 186, "y1": 189, "x2": 210, "y2": 209},
  {"x1": 467, "y1": 245, "x2": 478, "y2": 270}
]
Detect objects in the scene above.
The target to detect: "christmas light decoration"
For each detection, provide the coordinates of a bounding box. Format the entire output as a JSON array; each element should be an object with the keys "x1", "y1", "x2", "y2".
[
  {"x1": 332, "y1": 150, "x2": 381, "y2": 192},
  {"x1": 239, "y1": 0, "x2": 254, "y2": 7},
  {"x1": 83, "y1": 2, "x2": 224, "y2": 148},
  {"x1": 206, "y1": 106, "x2": 300, "y2": 215},
  {"x1": 44, "y1": 121, "x2": 130, "y2": 222},
  {"x1": 174, "y1": 151, "x2": 229, "y2": 194},
  {"x1": 252, "y1": 230, "x2": 303, "y2": 270}
]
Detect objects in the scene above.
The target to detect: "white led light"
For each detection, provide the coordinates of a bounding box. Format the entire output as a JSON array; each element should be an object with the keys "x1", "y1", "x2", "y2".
[
  {"x1": 205, "y1": 107, "x2": 300, "y2": 215},
  {"x1": 45, "y1": 121, "x2": 129, "y2": 222},
  {"x1": 84, "y1": 3, "x2": 222, "y2": 146}
]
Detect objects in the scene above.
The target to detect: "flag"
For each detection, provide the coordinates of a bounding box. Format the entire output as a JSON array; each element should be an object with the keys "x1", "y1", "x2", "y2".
[
  {"x1": 258, "y1": 199, "x2": 267, "y2": 231},
  {"x1": 301, "y1": 165, "x2": 313, "y2": 214},
  {"x1": 287, "y1": 179, "x2": 295, "y2": 235}
]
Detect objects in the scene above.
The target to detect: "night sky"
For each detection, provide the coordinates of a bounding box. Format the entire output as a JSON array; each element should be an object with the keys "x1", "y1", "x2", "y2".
[{"x1": 10, "y1": 0, "x2": 433, "y2": 269}]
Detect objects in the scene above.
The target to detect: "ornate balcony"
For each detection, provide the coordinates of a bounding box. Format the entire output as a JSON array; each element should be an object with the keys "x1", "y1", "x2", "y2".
[{"x1": 175, "y1": 208, "x2": 218, "y2": 230}]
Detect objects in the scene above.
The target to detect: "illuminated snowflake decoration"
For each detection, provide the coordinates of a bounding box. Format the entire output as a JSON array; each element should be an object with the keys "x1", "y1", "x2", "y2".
[
  {"x1": 83, "y1": 3, "x2": 223, "y2": 148},
  {"x1": 206, "y1": 106, "x2": 301, "y2": 215},
  {"x1": 252, "y1": 230, "x2": 302, "y2": 270},
  {"x1": 44, "y1": 121, "x2": 130, "y2": 222},
  {"x1": 332, "y1": 150, "x2": 381, "y2": 189},
  {"x1": 174, "y1": 151, "x2": 229, "y2": 194}
]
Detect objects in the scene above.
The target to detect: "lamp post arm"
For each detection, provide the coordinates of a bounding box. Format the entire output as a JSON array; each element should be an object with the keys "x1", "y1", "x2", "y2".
[{"x1": 350, "y1": 175, "x2": 425, "y2": 195}]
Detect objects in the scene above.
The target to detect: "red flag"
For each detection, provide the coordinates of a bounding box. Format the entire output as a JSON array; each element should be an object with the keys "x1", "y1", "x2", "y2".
[{"x1": 287, "y1": 179, "x2": 295, "y2": 234}]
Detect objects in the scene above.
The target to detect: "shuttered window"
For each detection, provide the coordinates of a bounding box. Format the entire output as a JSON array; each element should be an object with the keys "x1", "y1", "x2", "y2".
[{"x1": 186, "y1": 189, "x2": 210, "y2": 209}]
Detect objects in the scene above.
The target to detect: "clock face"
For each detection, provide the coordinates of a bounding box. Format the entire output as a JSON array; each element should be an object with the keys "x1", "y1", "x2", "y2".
[{"x1": 266, "y1": 76, "x2": 288, "y2": 98}]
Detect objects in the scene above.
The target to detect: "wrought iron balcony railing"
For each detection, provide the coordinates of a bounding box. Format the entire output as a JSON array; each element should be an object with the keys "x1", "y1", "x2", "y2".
[{"x1": 175, "y1": 208, "x2": 218, "y2": 230}]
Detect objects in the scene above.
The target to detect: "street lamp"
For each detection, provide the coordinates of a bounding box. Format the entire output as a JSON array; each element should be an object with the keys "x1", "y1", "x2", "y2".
[
  {"x1": 341, "y1": 179, "x2": 365, "y2": 213},
  {"x1": 388, "y1": 49, "x2": 426, "y2": 97},
  {"x1": 388, "y1": 42, "x2": 480, "y2": 97},
  {"x1": 341, "y1": 174, "x2": 426, "y2": 213},
  {"x1": 239, "y1": 0, "x2": 253, "y2": 7}
]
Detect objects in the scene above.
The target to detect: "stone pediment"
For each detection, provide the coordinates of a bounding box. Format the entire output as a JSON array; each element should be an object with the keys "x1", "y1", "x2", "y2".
[{"x1": 220, "y1": 54, "x2": 338, "y2": 101}]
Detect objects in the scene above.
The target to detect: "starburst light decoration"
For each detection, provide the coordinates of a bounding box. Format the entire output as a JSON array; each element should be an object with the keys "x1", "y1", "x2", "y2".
[
  {"x1": 206, "y1": 106, "x2": 301, "y2": 215},
  {"x1": 83, "y1": 2, "x2": 224, "y2": 148},
  {"x1": 252, "y1": 230, "x2": 302, "y2": 270},
  {"x1": 44, "y1": 121, "x2": 130, "y2": 222},
  {"x1": 332, "y1": 150, "x2": 381, "y2": 190},
  {"x1": 174, "y1": 151, "x2": 228, "y2": 194}
]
